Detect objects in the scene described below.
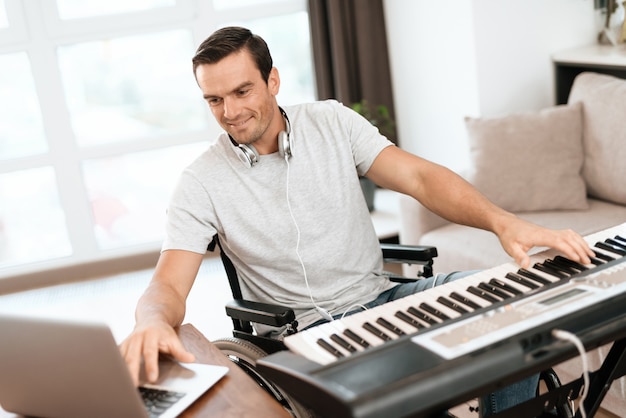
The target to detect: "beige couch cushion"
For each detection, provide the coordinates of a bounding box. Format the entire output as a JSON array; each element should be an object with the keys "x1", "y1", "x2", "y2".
[
  {"x1": 416, "y1": 199, "x2": 626, "y2": 274},
  {"x1": 464, "y1": 102, "x2": 587, "y2": 212},
  {"x1": 568, "y1": 72, "x2": 626, "y2": 205}
]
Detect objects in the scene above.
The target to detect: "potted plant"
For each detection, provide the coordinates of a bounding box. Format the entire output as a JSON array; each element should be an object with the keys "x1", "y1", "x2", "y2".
[
  {"x1": 351, "y1": 100, "x2": 396, "y2": 143},
  {"x1": 351, "y1": 100, "x2": 397, "y2": 211}
]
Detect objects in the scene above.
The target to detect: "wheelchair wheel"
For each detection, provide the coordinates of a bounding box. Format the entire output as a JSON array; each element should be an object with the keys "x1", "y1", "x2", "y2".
[
  {"x1": 538, "y1": 368, "x2": 574, "y2": 418},
  {"x1": 214, "y1": 337, "x2": 314, "y2": 418}
]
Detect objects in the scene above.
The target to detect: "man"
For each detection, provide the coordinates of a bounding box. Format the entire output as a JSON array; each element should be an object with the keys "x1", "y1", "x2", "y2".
[{"x1": 121, "y1": 26, "x2": 593, "y2": 416}]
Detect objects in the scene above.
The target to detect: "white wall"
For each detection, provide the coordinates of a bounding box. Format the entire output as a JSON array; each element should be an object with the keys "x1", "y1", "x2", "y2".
[{"x1": 384, "y1": 0, "x2": 597, "y2": 171}]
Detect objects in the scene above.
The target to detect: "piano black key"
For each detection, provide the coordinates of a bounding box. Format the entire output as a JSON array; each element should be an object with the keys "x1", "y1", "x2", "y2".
[
  {"x1": 532, "y1": 262, "x2": 568, "y2": 279},
  {"x1": 543, "y1": 259, "x2": 579, "y2": 275},
  {"x1": 595, "y1": 243, "x2": 622, "y2": 257},
  {"x1": 395, "y1": 311, "x2": 424, "y2": 329},
  {"x1": 419, "y1": 302, "x2": 451, "y2": 321},
  {"x1": 505, "y1": 272, "x2": 539, "y2": 290},
  {"x1": 615, "y1": 235, "x2": 626, "y2": 245},
  {"x1": 489, "y1": 278, "x2": 523, "y2": 295},
  {"x1": 477, "y1": 282, "x2": 509, "y2": 299},
  {"x1": 598, "y1": 241, "x2": 626, "y2": 256},
  {"x1": 606, "y1": 238, "x2": 626, "y2": 251},
  {"x1": 517, "y1": 268, "x2": 551, "y2": 285},
  {"x1": 376, "y1": 317, "x2": 406, "y2": 336},
  {"x1": 316, "y1": 338, "x2": 344, "y2": 358},
  {"x1": 420, "y1": 302, "x2": 450, "y2": 321},
  {"x1": 449, "y1": 292, "x2": 481, "y2": 310},
  {"x1": 552, "y1": 255, "x2": 588, "y2": 272},
  {"x1": 343, "y1": 329, "x2": 370, "y2": 348},
  {"x1": 467, "y1": 286, "x2": 499, "y2": 303},
  {"x1": 363, "y1": 322, "x2": 392, "y2": 341},
  {"x1": 407, "y1": 306, "x2": 438, "y2": 325},
  {"x1": 436, "y1": 296, "x2": 469, "y2": 314},
  {"x1": 588, "y1": 255, "x2": 605, "y2": 266},
  {"x1": 330, "y1": 334, "x2": 357, "y2": 353}
]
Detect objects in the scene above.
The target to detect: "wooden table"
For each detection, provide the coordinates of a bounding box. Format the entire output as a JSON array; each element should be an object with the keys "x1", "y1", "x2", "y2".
[
  {"x1": 0, "y1": 324, "x2": 290, "y2": 418},
  {"x1": 177, "y1": 324, "x2": 290, "y2": 417}
]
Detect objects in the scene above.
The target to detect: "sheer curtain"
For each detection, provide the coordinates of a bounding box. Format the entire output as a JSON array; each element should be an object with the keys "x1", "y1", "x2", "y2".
[{"x1": 308, "y1": 0, "x2": 397, "y2": 143}]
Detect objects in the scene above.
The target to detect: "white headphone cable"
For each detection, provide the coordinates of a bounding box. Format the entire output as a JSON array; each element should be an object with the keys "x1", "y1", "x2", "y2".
[
  {"x1": 284, "y1": 155, "x2": 333, "y2": 321},
  {"x1": 551, "y1": 329, "x2": 589, "y2": 418},
  {"x1": 340, "y1": 304, "x2": 369, "y2": 319}
]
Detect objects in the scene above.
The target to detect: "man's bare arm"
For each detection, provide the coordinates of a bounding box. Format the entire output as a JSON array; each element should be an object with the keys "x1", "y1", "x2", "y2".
[
  {"x1": 366, "y1": 146, "x2": 593, "y2": 267},
  {"x1": 120, "y1": 249, "x2": 204, "y2": 385}
]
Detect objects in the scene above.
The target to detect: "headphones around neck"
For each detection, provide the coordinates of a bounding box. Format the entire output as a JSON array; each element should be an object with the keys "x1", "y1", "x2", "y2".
[{"x1": 229, "y1": 107, "x2": 292, "y2": 168}]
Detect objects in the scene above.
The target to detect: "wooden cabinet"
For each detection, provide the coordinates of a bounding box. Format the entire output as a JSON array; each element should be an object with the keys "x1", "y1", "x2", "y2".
[{"x1": 553, "y1": 44, "x2": 626, "y2": 104}]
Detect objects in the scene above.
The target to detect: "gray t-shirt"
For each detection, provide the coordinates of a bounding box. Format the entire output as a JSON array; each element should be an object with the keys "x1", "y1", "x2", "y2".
[{"x1": 163, "y1": 100, "x2": 396, "y2": 333}]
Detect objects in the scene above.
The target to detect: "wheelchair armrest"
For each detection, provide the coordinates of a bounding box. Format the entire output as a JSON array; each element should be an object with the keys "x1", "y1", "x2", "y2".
[
  {"x1": 225, "y1": 299, "x2": 296, "y2": 328},
  {"x1": 380, "y1": 243, "x2": 438, "y2": 263}
]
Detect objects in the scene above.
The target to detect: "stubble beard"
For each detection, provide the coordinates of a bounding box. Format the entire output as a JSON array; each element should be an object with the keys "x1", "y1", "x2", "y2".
[{"x1": 226, "y1": 114, "x2": 271, "y2": 147}]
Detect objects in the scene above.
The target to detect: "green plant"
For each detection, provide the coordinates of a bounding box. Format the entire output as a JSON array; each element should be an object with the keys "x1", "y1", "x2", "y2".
[{"x1": 351, "y1": 100, "x2": 396, "y2": 143}]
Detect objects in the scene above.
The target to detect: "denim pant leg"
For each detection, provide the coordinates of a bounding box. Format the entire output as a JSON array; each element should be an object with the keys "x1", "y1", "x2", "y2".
[
  {"x1": 479, "y1": 375, "x2": 539, "y2": 417},
  {"x1": 379, "y1": 272, "x2": 539, "y2": 417},
  {"x1": 363, "y1": 271, "x2": 476, "y2": 308}
]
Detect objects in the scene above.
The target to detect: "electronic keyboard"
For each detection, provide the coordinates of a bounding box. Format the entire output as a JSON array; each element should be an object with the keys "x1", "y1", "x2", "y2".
[{"x1": 257, "y1": 222, "x2": 626, "y2": 418}]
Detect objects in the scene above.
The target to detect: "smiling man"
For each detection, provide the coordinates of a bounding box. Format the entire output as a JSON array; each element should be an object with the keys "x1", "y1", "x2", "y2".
[{"x1": 121, "y1": 26, "x2": 592, "y2": 417}]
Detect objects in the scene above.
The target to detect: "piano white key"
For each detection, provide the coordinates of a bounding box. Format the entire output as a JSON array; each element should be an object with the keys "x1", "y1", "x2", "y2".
[
  {"x1": 594, "y1": 244, "x2": 621, "y2": 260},
  {"x1": 391, "y1": 292, "x2": 446, "y2": 325},
  {"x1": 441, "y1": 282, "x2": 492, "y2": 309},
  {"x1": 415, "y1": 264, "x2": 532, "y2": 309},
  {"x1": 372, "y1": 286, "x2": 461, "y2": 323},
  {"x1": 520, "y1": 265, "x2": 560, "y2": 284},
  {"x1": 306, "y1": 325, "x2": 353, "y2": 358},
  {"x1": 386, "y1": 292, "x2": 453, "y2": 326},
  {"x1": 426, "y1": 273, "x2": 499, "y2": 308},
  {"x1": 419, "y1": 288, "x2": 466, "y2": 318},
  {"x1": 353, "y1": 309, "x2": 407, "y2": 340},
  {"x1": 491, "y1": 276, "x2": 527, "y2": 295},
  {"x1": 362, "y1": 303, "x2": 420, "y2": 335},
  {"x1": 325, "y1": 320, "x2": 366, "y2": 353},
  {"x1": 340, "y1": 315, "x2": 387, "y2": 348},
  {"x1": 284, "y1": 325, "x2": 338, "y2": 365},
  {"x1": 483, "y1": 268, "x2": 529, "y2": 292}
]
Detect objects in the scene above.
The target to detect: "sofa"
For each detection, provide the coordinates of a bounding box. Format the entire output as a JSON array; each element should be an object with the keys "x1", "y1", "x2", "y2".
[{"x1": 398, "y1": 71, "x2": 626, "y2": 414}]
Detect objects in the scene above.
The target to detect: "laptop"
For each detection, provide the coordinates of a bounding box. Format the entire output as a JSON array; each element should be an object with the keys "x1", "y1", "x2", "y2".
[{"x1": 0, "y1": 313, "x2": 228, "y2": 418}]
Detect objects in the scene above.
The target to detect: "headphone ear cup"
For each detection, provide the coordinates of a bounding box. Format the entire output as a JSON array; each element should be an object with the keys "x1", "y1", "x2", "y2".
[
  {"x1": 278, "y1": 130, "x2": 292, "y2": 159},
  {"x1": 234, "y1": 144, "x2": 260, "y2": 168}
]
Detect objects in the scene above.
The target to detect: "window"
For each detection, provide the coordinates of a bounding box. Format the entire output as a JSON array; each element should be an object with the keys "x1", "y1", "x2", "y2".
[
  {"x1": 55, "y1": 0, "x2": 176, "y2": 20},
  {"x1": 57, "y1": 29, "x2": 205, "y2": 146},
  {"x1": 0, "y1": 52, "x2": 47, "y2": 159},
  {"x1": 0, "y1": 1, "x2": 8, "y2": 28},
  {"x1": 0, "y1": 0, "x2": 314, "y2": 278}
]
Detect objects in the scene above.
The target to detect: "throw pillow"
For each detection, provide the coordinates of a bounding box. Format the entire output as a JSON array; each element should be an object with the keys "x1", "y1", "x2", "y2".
[
  {"x1": 465, "y1": 102, "x2": 587, "y2": 212},
  {"x1": 568, "y1": 72, "x2": 626, "y2": 205}
]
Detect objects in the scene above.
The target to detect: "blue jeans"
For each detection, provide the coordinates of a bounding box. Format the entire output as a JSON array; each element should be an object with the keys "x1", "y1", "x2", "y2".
[{"x1": 306, "y1": 271, "x2": 539, "y2": 417}]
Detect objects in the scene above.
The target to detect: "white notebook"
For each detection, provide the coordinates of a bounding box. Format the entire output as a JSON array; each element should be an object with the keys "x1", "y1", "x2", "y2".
[{"x1": 0, "y1": 313, "x2": 228, "y2": 418}]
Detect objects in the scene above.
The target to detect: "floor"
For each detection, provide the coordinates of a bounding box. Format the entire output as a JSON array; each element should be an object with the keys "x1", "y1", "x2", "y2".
[{"x1": 0, "y1": 257, "x2": 620, "y2": 418}]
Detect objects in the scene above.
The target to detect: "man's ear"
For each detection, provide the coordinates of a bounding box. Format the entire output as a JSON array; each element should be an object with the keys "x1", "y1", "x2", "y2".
[{"x1": 268, "y1": 67, "x2": 280, "y2": 96}]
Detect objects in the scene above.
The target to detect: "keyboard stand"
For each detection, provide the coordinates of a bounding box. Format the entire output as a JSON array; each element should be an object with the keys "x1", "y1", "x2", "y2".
[
  {"x1": 489, "y1": 335, "x2": 626, "y2": 418},
  {"x1": 582, "y1": 336, "x2": 626, "y2": 417}
]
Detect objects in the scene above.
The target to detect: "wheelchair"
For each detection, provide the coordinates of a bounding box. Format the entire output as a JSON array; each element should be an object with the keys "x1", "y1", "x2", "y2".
[{"x1": 208, "y1": 235, "x2": 573, "y2": 418}]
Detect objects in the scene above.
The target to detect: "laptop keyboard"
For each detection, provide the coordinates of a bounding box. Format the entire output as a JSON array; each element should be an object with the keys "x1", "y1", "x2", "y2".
[{"x1": 139, "y1": 386, "x2": 185, "y2": 418}]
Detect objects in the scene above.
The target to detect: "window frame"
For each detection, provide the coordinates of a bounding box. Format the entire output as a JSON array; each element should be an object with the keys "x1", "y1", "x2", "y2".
[{"x1": 0, "y1": 0, "x2": 313, "y2": 281}]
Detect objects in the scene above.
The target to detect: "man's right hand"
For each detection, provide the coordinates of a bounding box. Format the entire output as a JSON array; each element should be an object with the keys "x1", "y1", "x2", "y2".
[{"x1": 120, "y1": 320, "x2": 196, "y2": 386}]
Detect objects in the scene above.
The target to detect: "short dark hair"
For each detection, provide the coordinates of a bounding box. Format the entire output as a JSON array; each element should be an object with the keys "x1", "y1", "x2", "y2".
[{"x1": 192, "y1": 26, "x2": 273, "y2": 84}]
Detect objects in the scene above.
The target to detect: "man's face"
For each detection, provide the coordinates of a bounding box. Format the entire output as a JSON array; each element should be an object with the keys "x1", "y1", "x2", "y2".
[{"x1": 195, "y1": 50, "x2": 280, "y2": 147}]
